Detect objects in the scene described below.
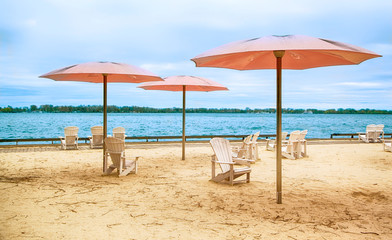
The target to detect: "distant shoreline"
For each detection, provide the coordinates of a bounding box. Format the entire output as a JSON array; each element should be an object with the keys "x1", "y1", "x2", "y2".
[{"x1": 1, "y1": 105, "x2": 392, "y2": 114}]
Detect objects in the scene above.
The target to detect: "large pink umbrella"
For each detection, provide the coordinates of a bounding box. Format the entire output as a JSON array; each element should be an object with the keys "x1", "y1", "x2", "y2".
[
  {"x1": 191, "y1": 35, "x2": 381, "y2": 204},
  {"x1": 40, "y1": 61, "x2": 163, "y2": 173},
  {"x1": 138, "y1": 75, "x2": 229, "y2": 160}
]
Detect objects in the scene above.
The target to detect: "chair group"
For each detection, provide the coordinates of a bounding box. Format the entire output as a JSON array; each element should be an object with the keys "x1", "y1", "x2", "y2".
[
  {"x1": 232, "y1": 131, "x2": 260, "y2": 162},
  {"x1": 88, "y1": 126, "x2": 126, "y2": 149},
  {"x1": 358, "y1": 124, "x2": 384, "y2": 143},
  {"x1": 266, "y1": 130, "x2": 308, "y2": 160}
]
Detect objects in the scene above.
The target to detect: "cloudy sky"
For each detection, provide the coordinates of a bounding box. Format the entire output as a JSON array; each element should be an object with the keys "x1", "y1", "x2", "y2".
[{"x1": 1, "y1": 0, "x2": 391, "y2": 110}]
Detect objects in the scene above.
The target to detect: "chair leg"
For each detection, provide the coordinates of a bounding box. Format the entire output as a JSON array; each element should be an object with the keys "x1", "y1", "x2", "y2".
[{"x1": 229, "y1": 165, "x2": 234, "y2": 185}]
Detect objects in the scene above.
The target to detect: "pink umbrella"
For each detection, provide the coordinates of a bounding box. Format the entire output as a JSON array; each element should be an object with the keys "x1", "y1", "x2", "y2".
[
  {"x1": 191, "y1": 35, "x2": 382, "y2": 203},
  {"x1": 40, "y1": 61, "x2": 163, "y2": 173},
  {"x1": 138, "y1": 75, "x2": 229, "y2": 160}
]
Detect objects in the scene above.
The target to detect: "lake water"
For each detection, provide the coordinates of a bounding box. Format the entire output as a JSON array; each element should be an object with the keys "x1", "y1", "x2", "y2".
[{"x1": 0, "y1": 113, "x2": 391, "y2": 140}]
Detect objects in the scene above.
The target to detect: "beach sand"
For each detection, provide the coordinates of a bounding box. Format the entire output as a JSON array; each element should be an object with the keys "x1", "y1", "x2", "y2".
[{"x1": 0, "y1": 141, "x2": 391, "y2": 239}]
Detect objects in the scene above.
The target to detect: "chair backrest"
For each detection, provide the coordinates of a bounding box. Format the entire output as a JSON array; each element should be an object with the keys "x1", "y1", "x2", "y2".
[
  {"x1": 105, "y1": 137, "x2": 125, "y2": 167},
  {"x1": 64, "y1": 126, "x2": 78, "y2": 145},
  {"x1": 210, "y1": 138, "x2": 233, "y2": 173},
  {"x1": 376, "y1": 124, "x2": 384, "y2": 132},
  {"x1": 243, "y1": 135, "x2": 252, "y2": 146},
  {"x1": 64, "y1": 126, "x2": 79, "y2": 136},
  {"x1": 244, "y1": 135, "x2": 252, "y2": 144},
  {"x1": 365, "y1": 124, "x2": 382, "y2": 140},
  {"x1": 298, "y1": 130, "x2": 308, "y2": 141},
  {"x1": 281, "y1": 132, "x2": 288, "y2": 140},
  {"x1": 113, "y1": 127, "x2": 126, "y2": 140},
  {"x1": 91, "y1": 126, "x2": 103, "y2": 145},
  {"x1": 366, "y1": 124, "x2": 377, "y2": 132},
  {"x1": 288, "y1": 130, "x2": 301, "y2": 142},
  {"x1": 251, "y1": 131, "x2": 260, "y2": 144},
  {"x1": 91, "y1": 126, "x2": 103, "y2": 135}
]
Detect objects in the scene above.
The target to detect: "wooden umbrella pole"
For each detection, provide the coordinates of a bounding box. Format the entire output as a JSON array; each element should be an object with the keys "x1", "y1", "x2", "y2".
[
  {"x1": 182, "y1": 85, "x2": 186, "y2": 160},
  {"x1": 274, "y1": 50, "x2": 285, "y2": 204},
  {"x1": 103, "y1": 74, "x2": 108, "y2": 173}
]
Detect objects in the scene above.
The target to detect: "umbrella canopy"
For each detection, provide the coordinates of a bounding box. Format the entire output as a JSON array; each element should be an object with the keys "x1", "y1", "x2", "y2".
[
  {"x1": 138, "y1": 75, "x2": 229, "y2": 160},
  {"x1": 192, "y1": 35, "x2": 381, "y2": 70},
  {"x1": 40, "y1": 61, "x2": 163, "y2": 173},
  {"x1": 191, "y1": 35, "x2": 381, "y2": 204}
]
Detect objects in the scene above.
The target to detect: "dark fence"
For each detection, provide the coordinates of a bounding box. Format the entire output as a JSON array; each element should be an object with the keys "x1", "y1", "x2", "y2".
[
  {"x1": 330, "y1": 133, "x2": 392, "y2": 139},
  {"x1": 0, "y1": 134, "x2": 270, "y2": 146},
  {"x1": 1, "y1": 133, "x2": 391, "y2": 146}
]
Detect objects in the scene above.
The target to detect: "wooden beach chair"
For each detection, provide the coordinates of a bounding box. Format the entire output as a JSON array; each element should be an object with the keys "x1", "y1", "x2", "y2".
[
  {"x1": 59, "y1": 126, "x2": 79, "y2": 150},
  {"x1": 266, "y1": 132, "x2": 288, "y2": 151},
  {"x1": 375, "y1": 124, "x2": 385, "y2": 142},
  {"x1": 232, "y1": 134, "x2": 252, "y2": 159},
  {"x1": 297, "y1": 130, "x2": 308, "y2": 158},
  {"x1": 112, "y1": 127, "x2": 126, "y2": 141},
  {"x1": 358, "y1": 124, "x2": 384, "y2": 143},
  {"x1": 210, "y1": 138, "x2": 252, "y2": 185},
  {"x1": 88, "y1": 126, "x2": 104, "y2": 149},
  {"x1": 383, "y1": 140, "x2": 391, "y2": 152},
  {"x1": 281, "y1": 130, "x2": 301, "y2": 159},
  {"x1": 250, "y1": 131, "x2": 260, "y2": 161},
  {"x1": 104, "y1": 137, "x2": 140, "y2": 177}
]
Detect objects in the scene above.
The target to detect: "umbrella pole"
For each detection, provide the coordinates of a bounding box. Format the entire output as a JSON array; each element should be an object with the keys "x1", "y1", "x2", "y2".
[
  {"x1": 274, "y1": 50, "x2": 285, "y2": 204},
  {"x1": 103, "y1": 74, "x2": 108, "y2": 173},
  {"x1": 182, "y1": 85, "x2": 186, "y2": 160}
]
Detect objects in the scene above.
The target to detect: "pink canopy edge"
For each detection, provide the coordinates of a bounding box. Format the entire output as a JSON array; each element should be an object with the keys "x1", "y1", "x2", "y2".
[
  {"x1": 191, "y1": 35, "x2": 382, "y2": 70},
  {"x1": 137, "y1": 75, "x2": 229, "y2": 92},
  {"x1": 39, "y1": 61, "x2": 163, "y2": 83}
]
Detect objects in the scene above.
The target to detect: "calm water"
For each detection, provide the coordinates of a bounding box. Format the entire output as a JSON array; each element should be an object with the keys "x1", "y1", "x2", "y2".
[{"x1": 0, "y1": 113, "x2": 391, "y2": 140}]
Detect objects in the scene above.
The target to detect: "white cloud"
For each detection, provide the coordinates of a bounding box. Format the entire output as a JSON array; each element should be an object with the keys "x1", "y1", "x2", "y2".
[{"x1": 335, "y1": 82, "x2": 383, "y2": 88}]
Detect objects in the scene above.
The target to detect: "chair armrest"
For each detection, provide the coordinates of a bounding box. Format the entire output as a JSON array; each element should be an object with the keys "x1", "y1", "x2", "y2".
[
  {"x1": 233, "y1": 158, "x2": 252, "y2": 166},
  {"x1": 211, "y1": 159, "x2": 235, "y2": 165},
  {"x1": 125, "y1": 155, "x2": 141, "y2": 161}
]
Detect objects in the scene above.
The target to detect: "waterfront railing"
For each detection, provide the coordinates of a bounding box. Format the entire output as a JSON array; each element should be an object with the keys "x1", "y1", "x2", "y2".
[{"x1": 0, "y1": 133, "x2": 391, "y2": 146}]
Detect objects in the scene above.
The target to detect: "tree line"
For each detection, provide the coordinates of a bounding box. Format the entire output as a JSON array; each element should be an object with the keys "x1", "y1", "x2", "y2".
[{"x1": 0, "y1": 105, "x2": 391, "y2": 114}]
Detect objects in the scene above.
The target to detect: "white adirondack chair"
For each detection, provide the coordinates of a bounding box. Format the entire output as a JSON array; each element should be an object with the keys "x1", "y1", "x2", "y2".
[
  {"x1": 104, "y1": 137, "x2": 140, "y2": 177},
  {"x1": 59, "y1": 126, "x2": 79, "y2": 150},
  {"x1": 281, "y1": 130, "x2": 301, "y2": 159},
  {"x1": 232, "y1": 135, "x2": 252, "y2": 159},
  {"x1": 88, "y1": 126, "x2": 104, "y2": 149},
  {"x1": 358, "y1": 124, "x2": 384, "y2": 143},
  {"x1": 297, "y1": 130, "x2": 308, "y2": 158},
  {"x1": 249, "y1": 131, "x2": 260, "y2": 161},
  {"x1": 112, "y1": 127, "x2": 126, "y2": 141},
  {"x1": 210, "y1": 138, "x2": 251, "y2": 185},
  {"x1": 266, "y1": 132, "x2": 288, "y2": 151},
  {"x1": 375, "y1": 124, "x2": 385, "y2": 142}
]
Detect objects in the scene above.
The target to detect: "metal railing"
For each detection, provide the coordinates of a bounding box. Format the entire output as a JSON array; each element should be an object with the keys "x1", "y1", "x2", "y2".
[
  {"x1": 0, "y1": 134, "x2": 271, "y2": 146},
  {"x1": 330, "y1": 133, "x2": 392, "y2": 139},
  {"x1": 1, "y1": 133, "x2": 390, "y2": 146}
]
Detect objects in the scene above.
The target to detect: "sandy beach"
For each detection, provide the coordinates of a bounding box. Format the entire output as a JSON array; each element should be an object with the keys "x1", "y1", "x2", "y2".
[{"x1": 0, "y1": 140, "x2": 391, "y2": 239}]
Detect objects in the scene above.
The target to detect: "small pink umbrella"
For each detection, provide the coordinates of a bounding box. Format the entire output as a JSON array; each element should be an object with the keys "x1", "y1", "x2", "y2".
[
  {"x1": 192, "y1": 35, "x2": 382, "y2": 203},
  {"x1": 138, "y1": 75, "x2": 229, "y2": 160},
  {"x1": 40, "y1": 61, "x2": 163, "y2": 173}
]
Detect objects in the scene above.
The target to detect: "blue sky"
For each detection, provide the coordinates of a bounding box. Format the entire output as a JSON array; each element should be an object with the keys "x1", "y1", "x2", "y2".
[{"x1": 1, "y1": 0, "x2": 391, "y2": 110}]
